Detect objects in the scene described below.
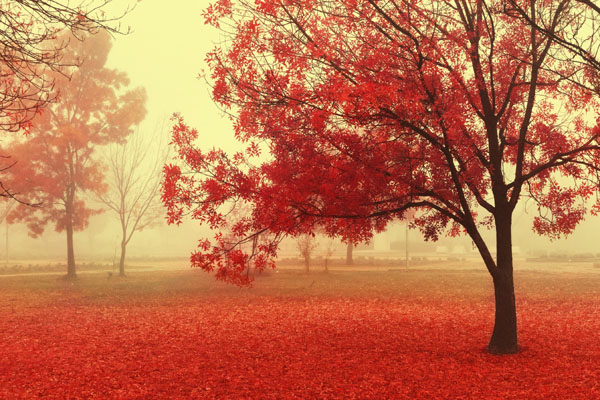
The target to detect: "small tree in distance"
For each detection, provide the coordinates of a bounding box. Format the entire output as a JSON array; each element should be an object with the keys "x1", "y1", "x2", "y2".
[
  {"x1": 296, "y1": 234, "x2": 317, "y2": 273},
  {"x1": 0, "y1": 198, "x2": 13, "y2": 265},
  {"x1": 98, "y1": 121, "x2": 167, "y2": 277},
  {"x1": 346, "y1": 243, "x2": 353, "y2": 266},
  {"x1": 323, "y1": 238, "x2": 335, "y2": 273}
]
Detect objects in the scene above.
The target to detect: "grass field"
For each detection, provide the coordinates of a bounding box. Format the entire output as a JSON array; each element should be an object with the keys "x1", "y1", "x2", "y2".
[{"x1": 1, "y1": 264, "x2": 600, "y2": 399}]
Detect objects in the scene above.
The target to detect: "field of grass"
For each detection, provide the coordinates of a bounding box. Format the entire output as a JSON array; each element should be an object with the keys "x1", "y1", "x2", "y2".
[{"x1": 1, "y1": 265, "x2": 600, "y2": 398}]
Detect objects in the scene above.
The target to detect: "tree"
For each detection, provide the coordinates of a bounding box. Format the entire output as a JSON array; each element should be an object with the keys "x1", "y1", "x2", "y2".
[
  {"x1": 6, "y1": 30, "x2": 146, "y2": 278},
  {"x1": 163, "y1": 0, "x2": 600, "y2": 354},
  {"x1": 323, "y1": 237, "x2": 335, "y2": 273},
  {"x1": 98, "y1": 122, "x2": 167, "y2": 277},
  {"x1": 346, "y1": 243, "x2": 354, "y2": 266},
  {"x1": 0, "y1": 0, "x2": 131, "y2": 133},
  {"x1": 0, "y1": 196, "x2": 13, "y2": 266},
  {"x1": 296, "y1": 233, "x2": 317, "y2": 273}
]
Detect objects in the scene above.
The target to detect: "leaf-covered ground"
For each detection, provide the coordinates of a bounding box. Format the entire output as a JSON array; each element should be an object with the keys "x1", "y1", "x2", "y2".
[{"x1": 1, "y1": 267, "x2": 600, "y2": 399}]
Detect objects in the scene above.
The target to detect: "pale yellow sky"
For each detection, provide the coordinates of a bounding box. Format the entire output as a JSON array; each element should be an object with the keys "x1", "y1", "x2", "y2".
[
  {"x1": 3, "y1": 0, "x2": 600, "y2": 262},
  {"x1": 63, "y1": 0, "x2": 600, "y2": 258},
  {"x1": 106, "y1": 0, "x2": 238, "y2": 152}
]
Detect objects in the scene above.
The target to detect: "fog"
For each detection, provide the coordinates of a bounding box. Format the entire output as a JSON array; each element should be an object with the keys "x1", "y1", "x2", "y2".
[
  {"x1": 1, "y1": 0, "x2": 598, "y2": 268},
  {"x1": 0, "y1": 1, "x2": 226, "y2": 266},
  {"x1": 6, "y1": 193, "x2": 600, "y2": 265}
]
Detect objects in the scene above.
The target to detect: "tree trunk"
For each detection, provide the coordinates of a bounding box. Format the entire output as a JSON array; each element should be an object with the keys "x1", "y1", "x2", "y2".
[
  {"x1": 65, "y1": 153, "x2": 77, "y2": 279},
  {"x1": 66, "y1": 213, "x2": 76, "y2": 278},
  {"x1": 119, "y1": 241, "x2": 126, "y2": 277},
  {"x1": 489, "y1": 269, "x2": 517, "y2": 354},
  {"x1": 346, "y1": 242, "x2": 353, "y2": 265},
  {"x1": 304, "y1": 255, "x2": 310, "y2": 273},
  {"x1": 488, "y1": 213, "x2": 518, "y2": 354},
  {"x1": 5, "y1": 219, "x2": 8, "y2": 267}
]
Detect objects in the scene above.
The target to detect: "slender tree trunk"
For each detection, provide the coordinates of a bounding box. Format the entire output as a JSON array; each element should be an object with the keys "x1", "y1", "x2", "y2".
[
  {"x1": 118, "y1": 221, "x2": 128, "y2": 276},
  {"x1": 405, "y1": 222, "x2": 409, "y2": 268},
  {"x1": 119, "y1": 241, "x2": 126, "y2": 277},
  {"x1": 346, "y1": 242, "x2": 353, "y2": 265},
  {"x1": 304, "y1": 255, "x2": 310, "y2": 273},
  {"x1": 65, "y1": 152, "x2": 77, "y2": 279},
  {"x1": 488, "y1": 213, "x2": 518, "y2": 354},
  {"x1": 66, "y1": 210, "x2": 76, "y2": 278},
  {"x1": 5, "y1": 219, "x2": 8, "y2": 268}
]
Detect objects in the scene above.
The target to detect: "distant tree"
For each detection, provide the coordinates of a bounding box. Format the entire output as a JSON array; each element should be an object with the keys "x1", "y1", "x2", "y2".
[
  {"x1": 346, "y1": 243, "x2": 353, "y2": 266},
  {"x1": 98, "y1": 122, "x2": 167, "y2": 277},
  {"x1": 0, "y1": 199, "x2": 12, "y2": 224},
  {"x1": 296, "y1": 234, "x2": 317, "y2": 273},
  {"x1": 323, "y1": 238, "x2": 335, "y2": 273},
  {"x1": 0, "y1": 198, "x2": 13, "y2": 265},
  {"x1": 5, "y1": 31, "x2": 146, "y2": 278},
  {"x1": 164, "y1": 0, "x2": 600, "y2": 354}
]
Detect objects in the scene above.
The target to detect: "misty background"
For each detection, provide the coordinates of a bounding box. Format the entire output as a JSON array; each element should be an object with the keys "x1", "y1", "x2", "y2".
[{"x1": 2, "y1": 0, "x2": 598, "y2": 266}]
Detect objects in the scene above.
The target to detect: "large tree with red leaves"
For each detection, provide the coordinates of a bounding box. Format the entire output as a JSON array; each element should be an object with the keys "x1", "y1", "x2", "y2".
[
  {"x1": 5, "y1": 31, "x2": 146, "y2": 278},
  {"x1": 163, "y1": 0, "x2": 600, "y2": 354}
]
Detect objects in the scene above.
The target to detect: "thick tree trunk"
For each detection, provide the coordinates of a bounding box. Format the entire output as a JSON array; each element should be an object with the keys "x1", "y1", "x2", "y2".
[
  {"x1": 346, "y1": 242, "x2": 353, "y2": 265},
  {"x1": 66, "y1": 215, "x2": 76, "y2": 278},
  {"x1": 488, "y1": 213, "x2": 518, "y2": 354},
  {"x1": 119, "y1": 242, "x2": 126, "y2": 277},
  {"x1": 489, "y1": 269, "x2": 518, "y2": 354}
]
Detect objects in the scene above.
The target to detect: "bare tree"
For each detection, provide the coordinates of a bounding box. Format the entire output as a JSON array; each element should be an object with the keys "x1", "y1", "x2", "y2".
[
  {"x1": 346, "y1": 242, "x2": 353, "y2": 266},
  {"x1": 98, "y1": 121, "x2": 167, "y2": 276},
  {"x1": 0, "y1": 198, "x2": 13, "y2": 266},
  {"x1": 323, "y1": 238, "x2": 335, "y2": 273},
  {"x1": 296, "y1": 233, "x2": 317, "y2": 273}
]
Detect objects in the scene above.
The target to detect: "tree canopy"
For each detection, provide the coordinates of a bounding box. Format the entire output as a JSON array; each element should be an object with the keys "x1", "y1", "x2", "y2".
[{"x1": 163, "y1": 0, "x2": 600, "y2": 353}]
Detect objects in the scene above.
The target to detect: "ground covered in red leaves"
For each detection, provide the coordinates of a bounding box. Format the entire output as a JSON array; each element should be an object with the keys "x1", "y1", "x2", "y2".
[{"x1": 1, "y1": 267, "x2": 600, "y2": 399}]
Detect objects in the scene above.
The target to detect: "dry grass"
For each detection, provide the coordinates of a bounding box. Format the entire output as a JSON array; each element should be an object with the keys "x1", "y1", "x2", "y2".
[{"x1": 2, "y1": 263, "x2": 600, "y2": 304}]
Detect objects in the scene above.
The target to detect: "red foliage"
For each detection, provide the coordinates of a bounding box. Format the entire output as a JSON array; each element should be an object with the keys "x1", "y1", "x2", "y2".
[
  {"x1": 164, "y1": 1, "x2": 600, "y2": 288},
  {"x1": 0, "y1": 31, "x2": 146, "y2": 276},
  {"x1": 1, "y1": 284, "x2": 600, "y2": 399},
  {"x1": 4, "y1": 31, "x2": 146, "y2": 237}
]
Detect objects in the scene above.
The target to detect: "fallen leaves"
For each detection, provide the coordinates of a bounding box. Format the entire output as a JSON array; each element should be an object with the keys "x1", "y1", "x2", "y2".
[{"x1": 1, "y1": 271, "x2": 600, "y2": 398}]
